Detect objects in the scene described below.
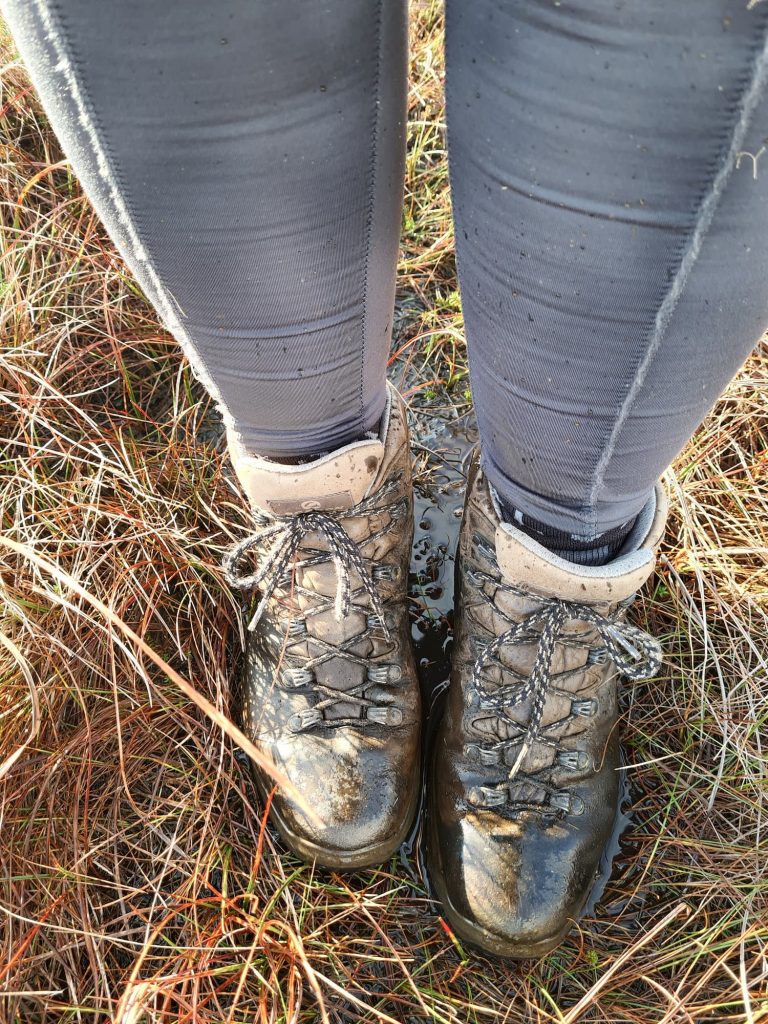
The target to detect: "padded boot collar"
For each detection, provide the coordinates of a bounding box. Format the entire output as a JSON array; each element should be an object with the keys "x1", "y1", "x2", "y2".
[
  {"x1": 228, "y1": 387, "x2": 395, "y2": 516},
  {"x1": 493, "y1": 482, "x2": 668, "y2": 605}
]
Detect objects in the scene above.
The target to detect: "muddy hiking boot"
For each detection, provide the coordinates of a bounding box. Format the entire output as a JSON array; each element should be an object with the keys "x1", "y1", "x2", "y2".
[
  {"x1": 223, "y1": 384, "x2": 420, "y2": 869},
  {"x1": 428, "y1": 452, "x2": 667, "y2": 958}
]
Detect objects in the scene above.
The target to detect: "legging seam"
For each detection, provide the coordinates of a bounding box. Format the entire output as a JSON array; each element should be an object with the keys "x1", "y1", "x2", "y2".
[
  {"x1": 585, "y1": 18, "x2": 768, "y2": 534},
  {"x1": 358, "y1": 0, "x2": 384, "y2": 438},
  {"x1": 35, "y1": 0, "x2": 239, "y2": 440}
]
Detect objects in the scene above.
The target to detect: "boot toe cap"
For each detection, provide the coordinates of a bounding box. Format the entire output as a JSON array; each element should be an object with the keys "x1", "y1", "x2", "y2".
[
  {"x1": 431, "y1": 812, "x2": 600, "y2": 958},
  {"x1": 268, "y1": 732, "x2": 418, "y2": 868}
]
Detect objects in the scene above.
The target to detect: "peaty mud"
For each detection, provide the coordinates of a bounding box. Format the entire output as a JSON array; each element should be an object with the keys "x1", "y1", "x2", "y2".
[{"x1": 400, "y1": 405, "x2": 639, "y2": 928}]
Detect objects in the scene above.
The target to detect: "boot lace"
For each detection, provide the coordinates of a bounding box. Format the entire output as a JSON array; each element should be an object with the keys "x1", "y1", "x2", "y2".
[
  {"x1": 223, "y1": 477, "x2": 407, "y2": 731},
  {"x1": 466, "y1": 554, "x2": 662, "y2": 816}
]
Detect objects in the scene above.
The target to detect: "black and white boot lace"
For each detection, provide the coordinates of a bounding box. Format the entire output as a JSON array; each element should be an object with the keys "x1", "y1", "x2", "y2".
[
  {"x1": 223, "y1": 476, "x2": 409, "y2": 732},
  {"x1": 464, "y1": 549, "x2": 662, "y2": 817}
]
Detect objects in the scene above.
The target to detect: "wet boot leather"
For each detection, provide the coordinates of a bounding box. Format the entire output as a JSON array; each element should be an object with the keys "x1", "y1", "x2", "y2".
[
  {"x1": 428, "y1": 453, "x2": 667, "y2": 957},
  {"x1": 224, "y1": 384, "x2": 420, "y2": 869}
]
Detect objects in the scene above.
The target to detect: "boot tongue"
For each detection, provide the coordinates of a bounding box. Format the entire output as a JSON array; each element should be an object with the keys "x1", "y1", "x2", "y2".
[{"x1": 227, "y1": 431, "x2": 385, "y2": 516}]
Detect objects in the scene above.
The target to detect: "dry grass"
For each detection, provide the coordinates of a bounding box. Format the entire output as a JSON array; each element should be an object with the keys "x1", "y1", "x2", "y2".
[{"x1": 1, "y1": 4, "x2": 767, "y2": 1021}]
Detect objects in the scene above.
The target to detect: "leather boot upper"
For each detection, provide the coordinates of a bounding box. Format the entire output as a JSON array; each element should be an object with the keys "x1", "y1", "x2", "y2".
[
  {"x1": 429, "y1": 453, "x2": 667, "y2": 957},
  {"x1": 224, "y1": 384, "x2": 420, "y2": 868}
]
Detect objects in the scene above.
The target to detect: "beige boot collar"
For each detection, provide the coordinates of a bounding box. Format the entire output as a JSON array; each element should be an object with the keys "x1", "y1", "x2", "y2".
[
  {"x1": 494, "y1": 483, "x2": 668, "y2": 605},
  {"x1": 228, "y1": 386, "x2": 394, "y2": 516}
]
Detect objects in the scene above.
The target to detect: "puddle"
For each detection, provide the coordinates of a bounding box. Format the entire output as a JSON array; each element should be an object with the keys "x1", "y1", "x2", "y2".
[
  {"x1": 401, "y1": 410, "x2": 476, "y2": 886},
  {"x1": 409, "y1": 414, "x2": 476, "y2": 690},
  {"x1": 580, "y1": 767, "x2": 635, "y2": 918}
]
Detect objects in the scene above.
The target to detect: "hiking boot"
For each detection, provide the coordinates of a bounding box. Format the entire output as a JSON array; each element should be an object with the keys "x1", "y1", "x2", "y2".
[
  {"x1": 223, "y1": 384, "x2": 420, "y2": 869},
  {"x1": 428, "y1": 452, "x2": 667, "y2": 957}
]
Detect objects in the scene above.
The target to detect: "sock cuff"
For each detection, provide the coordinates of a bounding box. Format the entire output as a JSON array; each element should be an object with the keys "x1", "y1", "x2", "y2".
[{"x1": 497, "y1": 497, "x2": 635, "y2": 567}]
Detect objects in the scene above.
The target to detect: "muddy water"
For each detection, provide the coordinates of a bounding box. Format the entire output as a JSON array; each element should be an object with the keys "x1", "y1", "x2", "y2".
[
  {"x1": 402, "y1": 409, "x2": 636, "y2": 922},
  {"x1": 402, "y1": 412, "x2": 475, "y2": 886}
]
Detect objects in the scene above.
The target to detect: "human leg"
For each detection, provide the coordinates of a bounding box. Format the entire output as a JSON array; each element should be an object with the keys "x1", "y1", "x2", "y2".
[
  {"x1": 431, "y1": 0, "x2": 768, "y2": 957},
  {"x1": 3, "y1": 0, "x2": 420, "y2": 868}
]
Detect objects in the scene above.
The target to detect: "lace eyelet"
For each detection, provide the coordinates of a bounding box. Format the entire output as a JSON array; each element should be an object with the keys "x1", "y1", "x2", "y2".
[
  {"x1": 549, "y1": 791, "x2": 584, "y2": 815},
  {"x1": 571, "y1": 698, "x2": 597, "y2": 718},
  {"x1": 373, "y1": 564, "x2": 397, "y2": 582},
  {"x1": 468, "y1": 785, "x2": 506, "y2": 809},
  {"x1": 366, "y1": 611, "x2": 393, "y2": 632},
  {"x1": 587, "y1": 648, "x2": 609, "y2": 666},
  {"x1": 288, "y1": 708, "x2": 323, "y2": 732},
  {"x1": 472, "y1": 535, "x2": 497, "y2": 565},
  {"x1": 366, "y1": 663, "x2": 402, "y2": 685},
  {"x1": 365, "y1": 705, "x2": 403, "y2": 726},
  {"x1": 469, "y1": 635, "x2": 489, "y2": 656},
  {"x1": 283, "y1": 667, "x2": 313, "y2": 689},
  {"x1": 557, "y1": 750, "x2": 590, "y2": 771},
  {"x1": 464, "y1": 684, "x2": 485, "y2": 709}
]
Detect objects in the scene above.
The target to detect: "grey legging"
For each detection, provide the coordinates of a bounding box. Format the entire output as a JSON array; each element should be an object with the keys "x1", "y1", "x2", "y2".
[{"x1": 3, "y1": 0, "x2": 768, "y2": 538}]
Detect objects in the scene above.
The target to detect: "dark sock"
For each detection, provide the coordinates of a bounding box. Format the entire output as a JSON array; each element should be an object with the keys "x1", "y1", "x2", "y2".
[
  {"x1": 270, "y1": 453, "x2": 329, "y2": 466},
  {"x1": 499, "y1": 500, "x2": 635, "y2": 567}
]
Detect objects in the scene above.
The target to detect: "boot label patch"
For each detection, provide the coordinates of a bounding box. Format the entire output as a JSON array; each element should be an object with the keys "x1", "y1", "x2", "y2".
[{"x1": 266, "y1": 491, "x2": 354, "y2": 515}]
